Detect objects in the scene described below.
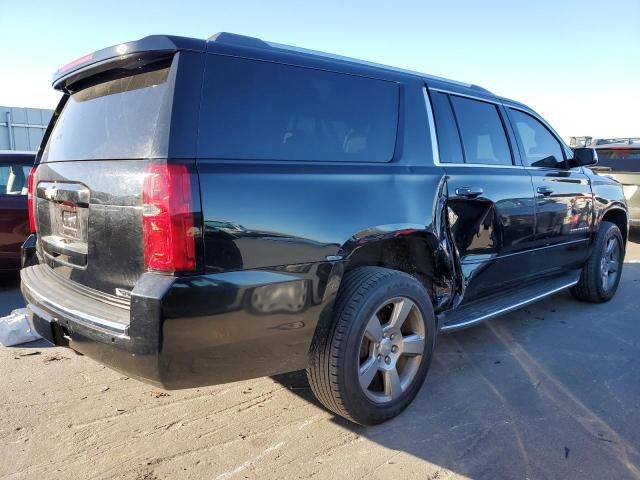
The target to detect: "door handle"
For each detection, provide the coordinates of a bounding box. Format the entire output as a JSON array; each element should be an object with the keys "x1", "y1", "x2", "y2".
[
  {"x1": 537, "y1": 186, "x2": 554, "y2": 196},
  {"x1": 455, "y1": 187, "x2": 484, "y2": 198}
]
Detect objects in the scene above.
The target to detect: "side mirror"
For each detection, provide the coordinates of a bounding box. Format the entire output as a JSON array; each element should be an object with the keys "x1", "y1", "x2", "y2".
[{"x1": 570, "y1": 148, "x2": 598, "y2": 168}]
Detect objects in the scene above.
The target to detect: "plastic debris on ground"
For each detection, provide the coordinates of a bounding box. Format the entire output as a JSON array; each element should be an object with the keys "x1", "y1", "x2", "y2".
[{"x1": 0, "y1": 308, "x2": 41, "y2": 347}]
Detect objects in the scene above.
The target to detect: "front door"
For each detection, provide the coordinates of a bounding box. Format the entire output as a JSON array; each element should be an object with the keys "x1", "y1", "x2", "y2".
[{"x1": 506, "y1": 107, "x2": 593, "y2": 275}]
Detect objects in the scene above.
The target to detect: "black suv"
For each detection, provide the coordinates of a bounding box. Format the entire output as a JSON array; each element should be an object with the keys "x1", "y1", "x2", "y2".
[{"x1": 21, "y1": 33, "x2": 628, "y2": 425}]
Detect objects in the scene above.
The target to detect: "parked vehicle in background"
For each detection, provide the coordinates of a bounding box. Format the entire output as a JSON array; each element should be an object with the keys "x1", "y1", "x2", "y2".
[
  {"x1": 570, "y1": 136, "x2": 593, "y2": 148},
  {"x1": 592, "y1": 138, "x2": 640, "y2": 147},
  {"x1": 20, "y1": 33, "x2": 628, "y2": 425},
  {"x1": 591, "y1": 138, "x2": 640, "y2": 228},
  {"x1": 0, "y1": 151, "x2": 34, "y2": 273}
]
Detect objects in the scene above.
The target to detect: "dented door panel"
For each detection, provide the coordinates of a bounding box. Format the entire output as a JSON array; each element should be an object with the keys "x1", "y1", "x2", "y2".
[{"x1": 442, "y1": 165, "x2": 537, "y2": 303}]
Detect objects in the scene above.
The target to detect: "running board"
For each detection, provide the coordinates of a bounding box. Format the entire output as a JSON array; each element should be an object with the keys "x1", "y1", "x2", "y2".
[{"x1": 438, "y1": 271, "x2": 581, "y2": 332}]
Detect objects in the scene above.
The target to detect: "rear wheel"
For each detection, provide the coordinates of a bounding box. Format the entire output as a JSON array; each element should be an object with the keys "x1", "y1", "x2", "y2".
[
  {"x1": 572, "y1": 221, "x2": 624, "y2": 303},
  {"x1": 307, "y1": 267, "x2": 436, "y2": 425}
]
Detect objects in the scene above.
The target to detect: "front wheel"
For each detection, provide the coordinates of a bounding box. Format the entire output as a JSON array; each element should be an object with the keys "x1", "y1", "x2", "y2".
[
  {"x1": 307, "y1": 267, "x2": 436, "y2": 425},
  {"x1": 572, "y1": 221, "x2": 624, "y2": 303}
]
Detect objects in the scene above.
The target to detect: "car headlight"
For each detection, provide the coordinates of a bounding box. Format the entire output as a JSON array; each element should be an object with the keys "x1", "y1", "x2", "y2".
[{"x1": 623, "y1": 184, "x2": 638, "y2": 200}]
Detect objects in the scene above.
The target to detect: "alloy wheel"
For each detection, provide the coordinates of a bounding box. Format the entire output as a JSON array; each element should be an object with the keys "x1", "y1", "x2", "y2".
[
  {"x1": 358, "y1": 297, "x2": 426, "y2": 403},
  {"x1": 600, "y1": 236, "x2": 621, "y2": 292}
]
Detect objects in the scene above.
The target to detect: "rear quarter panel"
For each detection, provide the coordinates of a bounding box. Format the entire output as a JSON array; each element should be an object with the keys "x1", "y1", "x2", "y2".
[
  {"x1": 181, "y1": 161, "x2": 449, "y2": 381},
  {"x1": 197, "y1": 161, "x2": 447, "y2": 271}
]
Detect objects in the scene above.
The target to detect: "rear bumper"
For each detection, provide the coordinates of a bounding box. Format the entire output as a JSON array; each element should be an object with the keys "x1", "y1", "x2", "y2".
[
  {"x1": 21, "y1": 261, "x2": 340, "y2": 389},
  {"x1": 22, "y1": 264, "x2": 171, "y2": 385}
]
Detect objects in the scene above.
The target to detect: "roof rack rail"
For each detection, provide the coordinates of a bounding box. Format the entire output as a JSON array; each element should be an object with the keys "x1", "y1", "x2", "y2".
[
  {"x1": 267, "y1": 40, "x2": 477, "y2": 89},
  {"x1": 470, "y1": 84, "x2": 492, "y2": 94},
  {"x1": 207, "y1": 32, "x2": 492, "y2": 93},
  {"x1": 208, "y1": 32, "x2": 269, "y2": 49}
]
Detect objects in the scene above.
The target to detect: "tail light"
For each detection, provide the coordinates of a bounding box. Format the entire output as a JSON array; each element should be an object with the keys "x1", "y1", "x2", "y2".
[
  {"x1": 142, "y1": 163, "x2": 197, "y2": 273},
  {"x1": 27, "y1": 166, "x2": 37, "y2": 233}
]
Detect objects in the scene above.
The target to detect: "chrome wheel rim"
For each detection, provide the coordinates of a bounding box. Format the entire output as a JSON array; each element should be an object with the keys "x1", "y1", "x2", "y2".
[
  {"x1": 358, "y1": 297, "x2": 426, "y2": 404},
  {"x1": 601, "y1": 236, "x2": 621, "y2": 292}
]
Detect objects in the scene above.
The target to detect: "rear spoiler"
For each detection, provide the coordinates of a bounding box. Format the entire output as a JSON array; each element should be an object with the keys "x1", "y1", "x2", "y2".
[{"x1": 52, "y1": 35, "x2": 206, "y2": 92}]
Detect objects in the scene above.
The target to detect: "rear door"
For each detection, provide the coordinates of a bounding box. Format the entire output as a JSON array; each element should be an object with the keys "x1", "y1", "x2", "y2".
[
  {"x1": 34, "y1": 51, "x2": 203, "y2": 297},
  {"x1": 506, "y1": 107, "x2": 594, "y2": 275},
  {"x1": 429, "y1": 89, "x2": 537, "y2": 303},
  {"x1": 0, "y1": 158, "x2": 30, "y2": 269}
]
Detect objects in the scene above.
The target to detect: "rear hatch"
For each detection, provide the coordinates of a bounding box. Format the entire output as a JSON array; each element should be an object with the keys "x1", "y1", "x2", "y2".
[
  {"x1": 33, "y1": 44, "x2": 204, "y2": 300},
  {"x1": 593, "y1": 147, "x2": 640, "y2": 212}
]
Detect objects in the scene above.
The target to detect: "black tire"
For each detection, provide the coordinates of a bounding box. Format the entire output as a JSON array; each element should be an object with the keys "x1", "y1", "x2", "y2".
[
  {"x1": 306, "y1": 267, "x2": 436, "y2": 425},
  {"x1": 571, "y1": 221, "x2": 624, "y2": 303}
]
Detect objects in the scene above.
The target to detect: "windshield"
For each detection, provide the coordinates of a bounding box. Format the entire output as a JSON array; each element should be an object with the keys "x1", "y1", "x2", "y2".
[{"x1": 42, "y1": 61, "x2": 174, "y2": 162}]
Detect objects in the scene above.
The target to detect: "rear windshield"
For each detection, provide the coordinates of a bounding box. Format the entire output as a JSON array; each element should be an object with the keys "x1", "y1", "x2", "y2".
[
  {"x1": 42, "y1": 61, "x2": 174, "y2": 162},
  {"x1": 198, "y1": 55, "x2": 399, "y2": 162},
  {"x1": 596, "y1": 149, "x2": 640, "y2": 173}
]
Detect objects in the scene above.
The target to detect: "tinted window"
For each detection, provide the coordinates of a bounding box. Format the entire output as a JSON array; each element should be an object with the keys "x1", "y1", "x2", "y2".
[
  {"x1": 509, "y1": 109, "x2": 564, "y2": 168},
  {"x1": 596, "y1": 149, "x2": 640, "y2": 172},
  {"x1": 198, "y1": 56, "x2": 399, "y2": 162},
  {"x1": 42, "y1": 62, "x2": 174, "y2": 162},
  {"x1": 0, "y1": 163, "x2": 30, "y2": 195},
  {"x1": 430, "y1": 91, "x2": 464, "y2": 164},
  {"x1": 450, "y1": 96, "x2": 512, "y2": 165}
]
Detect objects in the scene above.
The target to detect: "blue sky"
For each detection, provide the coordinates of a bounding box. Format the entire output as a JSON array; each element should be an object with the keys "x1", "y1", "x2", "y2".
[{"x1": 1, "y1": 0, "x2": 638, "y2": 139}]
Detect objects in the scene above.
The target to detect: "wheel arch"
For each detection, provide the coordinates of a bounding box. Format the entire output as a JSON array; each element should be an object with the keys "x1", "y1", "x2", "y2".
[
  {"x1": 336, "y1": 224, "x2": 456, "y2": 310},
  {"x1": 310, "y1": 175, "x2": 454, "y2": 355},
  {"x1": 600, "y1": 207, "x2": 628, "y2": 244}
]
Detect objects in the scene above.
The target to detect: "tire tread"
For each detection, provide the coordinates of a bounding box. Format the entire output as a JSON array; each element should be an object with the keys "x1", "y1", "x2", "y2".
[{"x1": 571, "y1": 221, "x2": 624, "y2": 303}]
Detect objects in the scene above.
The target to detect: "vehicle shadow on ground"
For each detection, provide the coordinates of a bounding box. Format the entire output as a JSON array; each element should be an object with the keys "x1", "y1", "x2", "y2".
[{"x1": 273, "y1": 263, "x2": 640, "y2": 479}]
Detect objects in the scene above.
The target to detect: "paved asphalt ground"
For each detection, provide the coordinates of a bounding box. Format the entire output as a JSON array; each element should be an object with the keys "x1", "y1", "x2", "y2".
[{"x1": 1, "y1": 233, "x2": 639, "y2": 480}]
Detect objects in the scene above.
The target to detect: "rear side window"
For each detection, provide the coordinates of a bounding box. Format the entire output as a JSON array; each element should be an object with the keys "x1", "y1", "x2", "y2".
[
  {"x1": 430, "y1": 91, "x2": 464, "y2": 164},
  {"x1": 0, "y1": 163, "x2": 30, "y2": 195},
  {"x1": 509, "y1": 109, "x2": 565, "y2": 168},
  {"x1": 596, "y1": 149, "x2": 640, "y2": 172},
  {"x1": 449, "y1": 96, "x2": 512, "y2": 166},
  {"x1": 198, "y1": 56, "x2": 399, "y2": 162},
  {"x1": 42, "y1": 60, "x2": 174, "y2": 162}
]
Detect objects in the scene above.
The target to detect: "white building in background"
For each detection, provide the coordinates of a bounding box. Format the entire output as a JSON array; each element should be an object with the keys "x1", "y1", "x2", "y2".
[{"x1": 0, "y1": 106, "x2": 53, "y2": 151}]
